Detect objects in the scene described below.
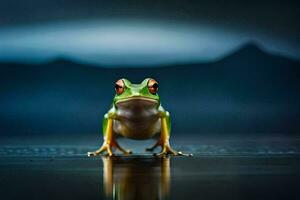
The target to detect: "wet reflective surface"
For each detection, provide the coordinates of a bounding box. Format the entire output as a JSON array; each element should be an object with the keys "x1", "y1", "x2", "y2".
[
  {"x1": 102, "y1": 156, "x2": 170, "y2": 200},
  {"x1": 0, "y1": 136, "x2": 300, "y2": 200}
]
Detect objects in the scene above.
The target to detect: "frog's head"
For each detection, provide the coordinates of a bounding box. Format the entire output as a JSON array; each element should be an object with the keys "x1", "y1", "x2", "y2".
[{"x1": 113, "y1": 78, "x2": 160, "y2": 109}]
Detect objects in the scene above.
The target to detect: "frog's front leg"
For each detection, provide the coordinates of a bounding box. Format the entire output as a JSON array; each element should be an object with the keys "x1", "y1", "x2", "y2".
[
  {"x1": 88, "y1": 114, "x2": 132, "y2": 157},
  {"x1": 150, "y1": 111, "x2": 191, "y2": 157}
]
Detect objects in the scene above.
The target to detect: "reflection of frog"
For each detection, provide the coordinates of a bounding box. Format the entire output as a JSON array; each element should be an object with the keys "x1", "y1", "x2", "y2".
[
  {"x1": 102, "y1": 157, "x2": 170, "y2": 200},
  {"x1": 88, "y1": 78, "x2": 189, "y2": 156}
]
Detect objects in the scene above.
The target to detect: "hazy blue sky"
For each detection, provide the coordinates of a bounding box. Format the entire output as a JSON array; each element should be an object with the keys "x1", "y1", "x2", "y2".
[{"x1": 0, "y1": 0, "x2": 299, "y2": 66}]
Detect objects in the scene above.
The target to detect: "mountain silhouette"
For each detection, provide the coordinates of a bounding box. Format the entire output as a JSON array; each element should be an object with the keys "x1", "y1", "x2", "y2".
[{"x1": 0, "y1": 43, "x2": 299, "y2": 136}]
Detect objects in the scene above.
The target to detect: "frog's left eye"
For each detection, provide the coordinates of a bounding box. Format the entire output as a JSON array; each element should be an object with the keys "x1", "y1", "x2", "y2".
[
  {"x1": 148, "y1": 79, "x2": 158, "y2": 94},
  {"x1": 115, "y1": 79, "x2": 125, "y2": 95}
]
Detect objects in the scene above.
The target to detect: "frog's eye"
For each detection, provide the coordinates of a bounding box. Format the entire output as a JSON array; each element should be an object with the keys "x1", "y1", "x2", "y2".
[
  {"x1": 148, "y1": 79, "x2": 158, "y2": 94},
  {"x1": 115, "y1": 79, "x2": 125, "y2": 95}
]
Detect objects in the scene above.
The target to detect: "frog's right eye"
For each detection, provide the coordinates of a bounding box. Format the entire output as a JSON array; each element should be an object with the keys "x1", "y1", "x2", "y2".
[{"x1": 115, "y1": 79, "x2": 125, "y2": 95}]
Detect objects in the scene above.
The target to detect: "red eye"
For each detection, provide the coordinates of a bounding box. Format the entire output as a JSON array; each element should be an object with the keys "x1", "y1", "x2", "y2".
[
  {"x1": 115, "y1": 79, "x2": 125, "y2": 94},
  {"x1": 148, "y1": 79, "x2": 158, "y2": 94}
]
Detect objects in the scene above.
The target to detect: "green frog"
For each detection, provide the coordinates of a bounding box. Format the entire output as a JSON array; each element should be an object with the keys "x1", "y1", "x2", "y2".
[{"x1": 88, "y1": 78, "x2": 189, "y2": 157}]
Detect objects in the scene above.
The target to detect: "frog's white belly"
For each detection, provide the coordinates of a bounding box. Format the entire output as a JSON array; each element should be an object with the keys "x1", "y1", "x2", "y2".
[{"x1": 113, "y1": 98, "x2": 161, "y2": 140}]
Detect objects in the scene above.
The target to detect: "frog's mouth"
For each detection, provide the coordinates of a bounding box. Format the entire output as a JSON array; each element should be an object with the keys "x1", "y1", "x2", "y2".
[{"x1": 115, "y1": 97, "x2": 159, "y2": 109}]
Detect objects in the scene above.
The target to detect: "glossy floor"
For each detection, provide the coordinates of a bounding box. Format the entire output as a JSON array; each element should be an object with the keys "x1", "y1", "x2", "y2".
[{"x1": 0, "y1": 135, "x2": 299, "y2": 200}]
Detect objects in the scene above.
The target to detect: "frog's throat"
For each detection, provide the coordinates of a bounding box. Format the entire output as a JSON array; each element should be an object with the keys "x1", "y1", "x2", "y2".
[{"x1": 115, "y1": 96, "x2": 158, "y2": 104}]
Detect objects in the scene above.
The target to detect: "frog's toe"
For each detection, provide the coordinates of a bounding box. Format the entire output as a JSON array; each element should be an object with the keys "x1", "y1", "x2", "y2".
[
  {"x1": 154, "y1": 147, "x2": 177, "y2": 157},
  {"x1": 177, "y1": 151, "x2": 193, "y2": 157},
  {"x1": 153, "y1": 151, "x2": 173, "y2": 157},
  {"x1": 154, "y1": 146, "x2": 192, "y2": 157},
  {"x1": 153, "y1": 152, "x2": 167, "y2": 157},
  {"x1": 87, "y1": 143, "x2": 114, "y2": 157},
  {"x1": 106, "y1": 146, "x2": 114, "y2": 156},
  {"x1": 87, "y1": 151, "x2": 99, "y2": 157},
  {"x1": 123, "y1": 149, "x2": 132, "y2": 155}
]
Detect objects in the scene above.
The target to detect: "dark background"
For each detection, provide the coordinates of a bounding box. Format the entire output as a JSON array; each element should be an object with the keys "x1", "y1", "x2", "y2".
[
  {"x1": 0, "y1": 0, "x2": 299, "y2": 137},
  {"x1": 1, "y1": 0, "x2": 299, "y2": 36}
]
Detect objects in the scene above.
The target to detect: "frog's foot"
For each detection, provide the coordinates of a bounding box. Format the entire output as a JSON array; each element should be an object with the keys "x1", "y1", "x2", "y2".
[
  {"x1": 154, "y1": 143, "x2": 193, "y2": 157},
  {"x1": 114, "y1": 141, "x2": 132, "y2": 155},
  {"x1": 87, "y1": 142, "x2": 114, "y2": 156},
  {"x1": 87, "y1": 140, "x2": 132, "y2": 157},
  {"x1": 154, "y1": 144, "x2": 178, "y2": 157}
]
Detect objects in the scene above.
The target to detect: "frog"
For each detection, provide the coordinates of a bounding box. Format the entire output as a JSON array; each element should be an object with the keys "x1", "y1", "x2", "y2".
[{"x1": 88, "y1": 78, "x2": 190, "y2": 157}]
